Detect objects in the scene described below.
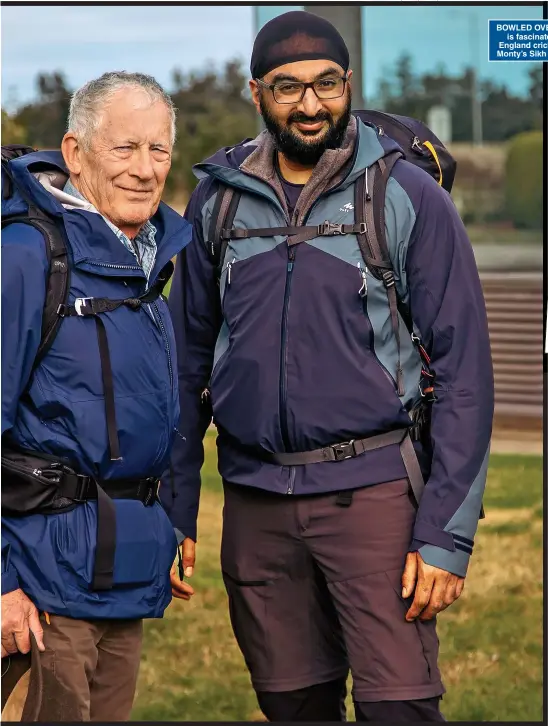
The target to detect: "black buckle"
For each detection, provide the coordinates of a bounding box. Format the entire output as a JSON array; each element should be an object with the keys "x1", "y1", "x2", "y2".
[
  {"x1": 54, "y1": 465, "x2": 94, "y2": 501},
  {"x1": 382, "y1": 271, "x2": 395, "y2": 288},
  {"x1": 330, "y1": 440, "x2": 356, "y2": 461},
  {"x1": 318, "y1": 221, "x2": 343, "y2": 236},
  {"x1": 143, "y1": 478, "x2": 160, "y2": 506},
  {"x1": 72, "y1": 474, "x2": 93, "y2": 501}
]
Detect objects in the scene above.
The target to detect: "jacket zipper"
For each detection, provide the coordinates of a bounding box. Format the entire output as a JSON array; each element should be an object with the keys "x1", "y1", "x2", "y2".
[
  {"x1": 78, "y1": 259, "x2": 142, "y2": 272},
  {"x1": 280, "y1": 245, "x2": 295, "y2": 452},
  {"x1": 287, "y1": 466, "x2": 296, "y2": 495},
  {"x1": 151, "y1": 301, "x2": 173, "y2": 391},
  {"x1": 361, "y1": 293, "x2": 402, "y2": 393}
]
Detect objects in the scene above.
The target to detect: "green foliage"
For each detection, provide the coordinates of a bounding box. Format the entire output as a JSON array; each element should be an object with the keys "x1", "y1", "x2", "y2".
[
  {"x1": 13, "y1": 71, "x2": 71, "y2": 149},
  {"x1": 1, "y1": 108, "x2": 28, "y2": 144},
  {"x1": 504, "y1": 131, "x2": 543, "y2": 230},
  {"x1": 378, "y1": 55, "x2": 543, "y2": 142},
  {"x1": 166, "y1": 60, "x2": 257, "y2": 200},
  {"x1": 2, "y1": 55, "x2": 542, "y2": 204}
]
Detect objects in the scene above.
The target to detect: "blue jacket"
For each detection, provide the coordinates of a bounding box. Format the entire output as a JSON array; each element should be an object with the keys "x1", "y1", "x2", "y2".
[
  {"x1": 163, "y1": 117, "x2": 494, "y2": 578},
  {"x1": 1, "y1": 151, "x2": 192, "y2": 619}
]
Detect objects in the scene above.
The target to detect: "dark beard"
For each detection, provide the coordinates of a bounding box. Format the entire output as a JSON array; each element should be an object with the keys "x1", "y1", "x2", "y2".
[{"x1": 260, "y1": 91, "x2": 352, "y2": 166}]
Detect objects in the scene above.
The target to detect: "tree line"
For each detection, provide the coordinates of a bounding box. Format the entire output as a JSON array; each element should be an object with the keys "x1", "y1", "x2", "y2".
[{"x1": 2, "y1": 54, "x2": 542, "y2": 201}]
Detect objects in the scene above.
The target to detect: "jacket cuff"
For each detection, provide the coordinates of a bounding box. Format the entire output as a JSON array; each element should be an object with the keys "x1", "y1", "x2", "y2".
[
  {"x1": 2, "y1": 566, "x2": 19, "y2": 595},
  {"x1": 415, "y1": 542, "x2": 471, "y2": 578}
]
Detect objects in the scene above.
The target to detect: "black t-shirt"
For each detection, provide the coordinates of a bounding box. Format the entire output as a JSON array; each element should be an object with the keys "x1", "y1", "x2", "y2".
[
  {"x1": 279, "y1": 176, "x2": 304, "y2": 219},
  {"x1": 275, "y1": 157, "x2": 305, "y2": 219}
]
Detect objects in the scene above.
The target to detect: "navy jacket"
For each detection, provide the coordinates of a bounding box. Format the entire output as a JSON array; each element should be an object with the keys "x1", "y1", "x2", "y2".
[
  {"x1": 2, "y1": 151, "x2": 192, "y2": 619},
  {"x1": 163, "y1": 118, "x2": 494, "y2": 578}
]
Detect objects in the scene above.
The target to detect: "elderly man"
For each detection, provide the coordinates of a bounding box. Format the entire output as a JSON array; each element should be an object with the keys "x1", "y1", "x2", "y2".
[
  {"x1": 1, "y1": 71, "x2": 193, "y2": 721},
  {"x1": 165, "y1": 11, "x2": 494, "y2": 723}
]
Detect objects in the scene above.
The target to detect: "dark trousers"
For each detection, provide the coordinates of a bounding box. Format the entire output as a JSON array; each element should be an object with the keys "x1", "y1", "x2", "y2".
[
  {"x1": 257, "y1": 679, "x2": 445, "y2": 722},
  {"x1": 221, "y1": 479, "x2": 446, "y2": 721}
]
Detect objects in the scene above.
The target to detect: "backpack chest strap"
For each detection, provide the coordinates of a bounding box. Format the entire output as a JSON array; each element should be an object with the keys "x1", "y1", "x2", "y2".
[
  {"x1": 55, "y1": 262, "x2": 173, "y2": 462},
  {"x1": 221, "y1": 221, "x2": 366, "y2": 246}
]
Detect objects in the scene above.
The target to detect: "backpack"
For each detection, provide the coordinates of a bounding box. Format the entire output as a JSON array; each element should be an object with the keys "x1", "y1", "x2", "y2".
[
  {"x1": 2, "y1": 144, "x2": 71, "y2": 368},
  {"x1": 1, "y1": 145, "x2": 174, "y2": 462},
  {"x1": 206, "y1": 110, "x2": 456, "y2": 402}
]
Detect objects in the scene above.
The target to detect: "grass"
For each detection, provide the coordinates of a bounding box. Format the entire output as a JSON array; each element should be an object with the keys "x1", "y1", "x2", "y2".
[
  {"x1": 132, "y1": 437, "x2": 543, "y2": 722},
  {"x1": 466, "y1": 224, "x2": 542, "y2": 246}
]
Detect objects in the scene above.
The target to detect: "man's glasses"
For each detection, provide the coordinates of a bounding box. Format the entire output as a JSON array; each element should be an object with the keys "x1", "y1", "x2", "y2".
[{"x1": 255, "y1": 75, "x2": 348, "y2": 105}]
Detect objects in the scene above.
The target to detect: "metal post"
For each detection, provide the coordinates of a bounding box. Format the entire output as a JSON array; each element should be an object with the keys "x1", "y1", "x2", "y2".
[
  {"x1": 306, "y1": 6, "x2": 365, "y2": 109},
  {"x1": 469, "y1": 13, "x2": 483, "y2": 146}
]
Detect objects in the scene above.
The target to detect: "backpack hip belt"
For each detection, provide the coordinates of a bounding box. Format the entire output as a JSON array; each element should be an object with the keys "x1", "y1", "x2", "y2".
[
  {"x1": 235, "y1": 427, "x2": 426, "y2": 506},
  {"x1": 1, "y1": 446, "x2": 160, "y2": 591}
]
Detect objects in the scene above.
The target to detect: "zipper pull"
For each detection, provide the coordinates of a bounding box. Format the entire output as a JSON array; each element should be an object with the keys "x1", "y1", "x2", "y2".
[
  {"x1": 411, "y1": 136, "x2": 424, "y2": 153},
  {"x1": 288, "y1": 247, "x2": 295, "y2": 272},
  {"x1": 357, "y1": 263, "x2": 368, "y2": 298},
  {"x1": 227, "y1": 258, "x2": 236, "y2": 285}
]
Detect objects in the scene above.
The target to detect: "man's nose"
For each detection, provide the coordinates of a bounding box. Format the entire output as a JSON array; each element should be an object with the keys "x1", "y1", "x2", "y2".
[
  {"x1": 128, "y1": 148, "x2": 155, "y2": 181},
  {"x1": 299, "y1": 87, "x2": 323, "y2": 118}
]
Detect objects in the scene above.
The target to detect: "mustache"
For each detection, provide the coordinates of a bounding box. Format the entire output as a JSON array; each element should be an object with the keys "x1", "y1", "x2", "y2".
[{"x1": 288, "y1": 111, "x2": 332, "y2": 125}]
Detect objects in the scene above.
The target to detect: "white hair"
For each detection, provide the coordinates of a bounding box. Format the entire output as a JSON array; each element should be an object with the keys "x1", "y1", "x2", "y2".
[{"x1": 67, "y1": 71, "x2": 176, "y2": 149}]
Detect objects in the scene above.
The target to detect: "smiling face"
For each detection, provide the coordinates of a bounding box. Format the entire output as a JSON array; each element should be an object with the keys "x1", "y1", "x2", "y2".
[
  {"x1": 61, "y1": 87, "x2": 173, "y2": 238},
  {"x1": 250, "y1": 59, "x2": 353, "y2": 167}
]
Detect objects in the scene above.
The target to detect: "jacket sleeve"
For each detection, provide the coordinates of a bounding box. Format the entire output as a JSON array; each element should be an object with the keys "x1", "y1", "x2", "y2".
[
  {"x1": 2, "y1": 536, "x2": 19, "y2": 594},
  {"x1": 404, "y1": 178, "x2": 495, "y2": 577},
  {"x1": 160, "y1": 182, "x2": 222, "y2": 542},
  {"x1": 2, "y1": 224, "x2": 48, "y2": 593}
]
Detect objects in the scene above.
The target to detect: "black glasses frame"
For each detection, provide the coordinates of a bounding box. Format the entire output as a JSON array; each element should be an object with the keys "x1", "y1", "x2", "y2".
[{"x1": 255, "y1": 74, "x2": 348, "y2": 104}]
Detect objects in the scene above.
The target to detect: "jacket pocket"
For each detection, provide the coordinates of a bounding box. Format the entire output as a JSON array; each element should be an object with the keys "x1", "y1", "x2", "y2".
[{"x1": 54, "y1": 499, "x2": 177, "y2": 589}]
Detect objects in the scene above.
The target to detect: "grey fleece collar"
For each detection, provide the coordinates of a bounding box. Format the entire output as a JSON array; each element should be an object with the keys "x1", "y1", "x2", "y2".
[{"x1": 240, "y1": 115, "x2": 358, "y2": 225}]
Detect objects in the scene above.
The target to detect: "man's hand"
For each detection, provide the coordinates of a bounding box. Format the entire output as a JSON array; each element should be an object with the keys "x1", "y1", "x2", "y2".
[
  {"x1": 170, "y1": 538, "x2": 196, "y2": 601},
  {"x1": 402, "y1": 551, "x2": 465, "y2": 622},
  {"x1": 1, "y1": 589, "x2": 45, "y2": 658}
]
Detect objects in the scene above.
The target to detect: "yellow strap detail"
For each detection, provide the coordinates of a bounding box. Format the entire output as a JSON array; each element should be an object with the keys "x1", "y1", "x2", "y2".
[{"x1": 423, "y1": 140, "x2": 443, "y2": 187}]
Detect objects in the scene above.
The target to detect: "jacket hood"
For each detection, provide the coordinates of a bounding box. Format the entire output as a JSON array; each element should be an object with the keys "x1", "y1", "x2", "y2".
[{"x1": 193, "y1": 114, "x2": 404, "y2": 206}]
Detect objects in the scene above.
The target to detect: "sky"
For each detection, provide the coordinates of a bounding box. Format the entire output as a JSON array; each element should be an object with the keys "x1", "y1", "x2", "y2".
[{"x1": 1, "y1": 4, "x2": 544, "y2": 112}]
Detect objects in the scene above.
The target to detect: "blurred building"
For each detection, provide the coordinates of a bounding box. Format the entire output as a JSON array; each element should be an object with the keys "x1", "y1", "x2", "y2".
[{"x1": 254, "y1": 5, "x2": 544, "y2": 426}]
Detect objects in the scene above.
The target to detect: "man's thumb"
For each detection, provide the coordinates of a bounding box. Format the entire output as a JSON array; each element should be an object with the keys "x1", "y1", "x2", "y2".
[
  {"x1": 28, "y1": 609, "x2": 45, "y2": 652},
  {"x1": 401, "y1": 552, "x2": 418, "y2": 599}
]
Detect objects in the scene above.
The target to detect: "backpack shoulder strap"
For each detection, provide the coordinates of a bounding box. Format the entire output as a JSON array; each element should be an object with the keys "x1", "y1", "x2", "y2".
[
  {"x1": 354, "y1": 151, "x2": 411, "y2": 396},
  {"x1": 207, "y1": 183, "x2": 242, "y2": 278},
  {"x1": 2, "y1": 205, "x2": 70, "y2": 368}
]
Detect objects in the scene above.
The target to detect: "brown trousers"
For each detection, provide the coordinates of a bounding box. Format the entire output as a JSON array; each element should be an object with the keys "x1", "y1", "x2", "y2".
[{"x1": 37, "y1": 614, "x2": 143, "y2": 721}]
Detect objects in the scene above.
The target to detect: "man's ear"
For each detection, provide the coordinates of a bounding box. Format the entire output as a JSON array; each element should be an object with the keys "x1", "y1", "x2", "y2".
[
  {"x1": 61, "y1": 133, "x2": 82, "y2": 175},
  {"x1": 249, "y1": 80, "x2": 262, "y2": 116}
]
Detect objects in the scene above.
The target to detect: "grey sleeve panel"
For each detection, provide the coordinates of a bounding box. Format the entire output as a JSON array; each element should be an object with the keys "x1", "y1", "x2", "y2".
[
  {"x1": 418, "y1": 543, "x2": 471, "y2": 578},
  {"x1": 418, "y1": 445, "x2": 490, "y2": 577},
  {"x1": 380, "y1": 175, "x2": 423, "y2": 405},
  {"x1": 384, "y1": 175, "x2": 417, "y2": 307},
  {"x1": 212, "y1": 320, "x2": 230, "y2": 374}
]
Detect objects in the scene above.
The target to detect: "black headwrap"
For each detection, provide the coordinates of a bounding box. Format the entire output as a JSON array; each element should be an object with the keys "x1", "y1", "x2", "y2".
[{"x1": 250, "y1": 11, "x2": 350, "y2": 80}]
